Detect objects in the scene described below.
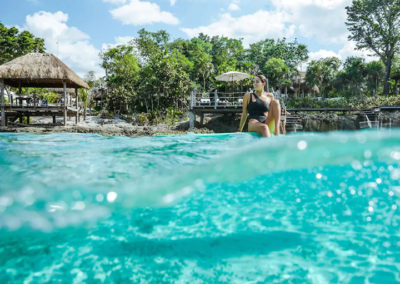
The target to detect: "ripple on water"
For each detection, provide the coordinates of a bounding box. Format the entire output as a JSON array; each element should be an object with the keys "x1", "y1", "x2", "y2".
[{"x1": 0, "y1": 130, "x2": 400, "y2": 282}]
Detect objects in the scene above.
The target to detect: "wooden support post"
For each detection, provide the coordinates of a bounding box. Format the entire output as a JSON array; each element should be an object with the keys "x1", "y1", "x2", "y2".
[
  {"x1": 18, "y1": 83, "x2": 21, "y2": 107},
  {"x1": 19, "y1": 115, "x2": 23, "y2": 123},
  {"x1": 63, "y1": 81, "x2": 67, "y2": 126},
  {"x1": 189, "y1": 112, "x2": 195, "y2": 129},
  {"x1": 214, "y1": 89, "x2": 218, "y2": 109},
  {"x1": 75, "y1": 88, "x2": 78, "y2": 124},
  {"x1": 200, "y1": 113, "x2": 204, "y2": 126},
  {"x1": 190, "y1": 90, "x2": 194, "y2": 109},
  {"x1": 53, "y1": 116, "x2": 56, "y2": 124},
  {"x1": 1, "y1": 80, "x2": 4, "y2": 127},
  {"x1": 27, "y1": 115, "x2": 30, "y2": 124}
]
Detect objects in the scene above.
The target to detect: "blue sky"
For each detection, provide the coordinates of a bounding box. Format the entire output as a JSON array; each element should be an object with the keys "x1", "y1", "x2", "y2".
[{"x1": 1, "y1": 0, "x2": 372, "y2": 77}]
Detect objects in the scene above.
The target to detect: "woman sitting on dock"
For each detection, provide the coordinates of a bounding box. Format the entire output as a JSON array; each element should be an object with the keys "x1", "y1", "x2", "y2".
[{"x1": 238, "y1": 74, "x2": 281, "y2": 137}]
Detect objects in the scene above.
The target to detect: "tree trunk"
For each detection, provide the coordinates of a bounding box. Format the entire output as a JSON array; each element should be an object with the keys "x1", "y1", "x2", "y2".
[
  {"x1": 383, "y1": 57, "x2": 392, "y2": 95},
  {"x1": 144, "y1": 98, "x2": 149, "y2": 113}
]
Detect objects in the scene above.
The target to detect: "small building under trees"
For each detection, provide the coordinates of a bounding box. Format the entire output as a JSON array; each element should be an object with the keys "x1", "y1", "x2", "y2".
[{"x1": 0, "y1": 53, "x2": 88, "y2": 126}]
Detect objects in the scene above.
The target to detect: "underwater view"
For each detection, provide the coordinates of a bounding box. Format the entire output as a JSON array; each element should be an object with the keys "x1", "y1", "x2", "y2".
[{"x1": 0, "y1": 130, "x2": 400, "y2": 283}]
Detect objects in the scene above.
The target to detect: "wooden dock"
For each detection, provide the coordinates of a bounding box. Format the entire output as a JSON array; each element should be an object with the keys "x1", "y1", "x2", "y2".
[
  {"x1": 2, "y1": 105, "x2": 81, "y2": 126},
  {"x1": 188, "y1": 90, "x2": 398, "y2": 131}
]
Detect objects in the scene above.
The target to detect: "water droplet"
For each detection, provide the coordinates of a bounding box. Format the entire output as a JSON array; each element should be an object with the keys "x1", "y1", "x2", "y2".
[
  {"x1": 390, "y1": 169, "x2": 400, "y2": 180},
  {"x1": 344, "y1": 210, "x2": 352, "y2": 216},
  {"x1": 162, "y1": 194, "x2": 175, "y2": 204},
  {"x1": 392, "y1": 205, "x2": 397, "y2": 210},
  {"x1": 316, "y1": 173, "x2": 322, "y2": 179},
  {"x1": 107, "y1": 191, "x2": 118, "y2": 203},
  {"x1": 327, "y1": 192, "x2": 333, "y2": 198},
  {"x1": 364, "y1": 150, "x2": 372, "y2": 159},
  {"x1": 351, "y1": 160, "x2": 362, "y2": 170},
  {"x1": 296, "y1": 198, "x2": 301, "y2": 203},
  {"x1": 366, "y1": 217, "x2": 372, "y2": 222},
  {"x1": 376, "y1": 178, "x2": 382, "y2": 184},
  {"x1": 297, "y1": 140, "x2": 307, "y2": 150},
  {"x1": 47, "y1": 202, "x2": 67, "y2": 213},
  {"x1": 96, "y1": 194, "x2": 104, "y2": 202},
  {"x1": 368, "y1": 206, "x2": 374, "y2": 212},
  {"x1": 391, "y1": 151, "x2": 400, "y2": 160}
]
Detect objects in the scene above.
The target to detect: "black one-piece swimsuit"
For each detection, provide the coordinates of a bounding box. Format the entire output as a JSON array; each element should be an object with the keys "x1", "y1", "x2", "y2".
[{"x1": 247, "y1": 92, "x2": 269, "y2": 123}]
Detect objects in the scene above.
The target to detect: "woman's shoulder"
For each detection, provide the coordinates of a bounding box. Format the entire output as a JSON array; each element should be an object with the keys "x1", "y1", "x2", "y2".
[{"x1": 243, "y1": 92, "x2": 251, "y2": 99}]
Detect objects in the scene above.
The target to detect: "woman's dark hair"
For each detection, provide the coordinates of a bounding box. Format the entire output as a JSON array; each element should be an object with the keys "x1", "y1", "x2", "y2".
[{"x1": 256, "y1": 74, "x2": 267, "y2": 84}]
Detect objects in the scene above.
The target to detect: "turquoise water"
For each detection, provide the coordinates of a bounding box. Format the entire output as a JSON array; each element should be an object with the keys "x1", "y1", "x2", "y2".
[{"x1": 0, "y1": 130, "x2": 400, "y2": 283}]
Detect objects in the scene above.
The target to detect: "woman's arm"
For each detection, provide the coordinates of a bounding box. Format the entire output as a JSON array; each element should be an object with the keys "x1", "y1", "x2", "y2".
[
  {"x1": 274, "y1": 99, "x2": 281, "y2": 135},
  {"x1": 238, "y1": 93, "x2": 249, "y2": 132}
]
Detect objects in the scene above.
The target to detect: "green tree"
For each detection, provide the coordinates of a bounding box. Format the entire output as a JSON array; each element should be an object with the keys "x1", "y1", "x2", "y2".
[
  {"x1": 346, "y1": 0, "x2": 400, "y2": 95},
  {"x1": 365, "y1": 60, "x2": 385, "y2": 95},
  {"x1": 100, "y1": 45, "x2": 140, "y2": 114},
  {"x1": 391, "y1": 57, "x2": 400, "y2": 94},
  {"x1": 342, "y1": 57, "x2": 366, "y2": 97},
  {"x1": 84, "y1": 71, "x2": 96, "y2": 88},
  {"x1": 247, "y1": 38, "x2": 308, "y2": 71},
  {"x1": 209, "y1": 36, "x2": 246, "y2": 74},
  {"x1": 133, "y1": 29, "x2": 193, "y2": 114},
  {"x1": 263, "y1": 58, "x2": 290, "y2": 91},
  {"x1": 0, "y1": 23, "x2": 45, "y2": 64},
  {"x1": 306, "y1": 57, "x2": 341, "y2": 97},
  {"x1": 78, "y1": 89, "x2": 91, "y2": 120}
]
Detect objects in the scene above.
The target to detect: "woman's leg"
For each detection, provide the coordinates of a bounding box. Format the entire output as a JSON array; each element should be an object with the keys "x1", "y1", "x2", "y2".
[
  {"x1": 248, "y1": 119, "x2": 271, "y2": 137},
  {"x1": 266, "y1": 99, "x2": 281, "y2": 135}
]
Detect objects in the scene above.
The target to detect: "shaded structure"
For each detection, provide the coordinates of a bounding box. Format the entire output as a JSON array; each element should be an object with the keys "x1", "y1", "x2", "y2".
[{"x1": 0, "y1": 53, "x2": 89, "y2": 126}]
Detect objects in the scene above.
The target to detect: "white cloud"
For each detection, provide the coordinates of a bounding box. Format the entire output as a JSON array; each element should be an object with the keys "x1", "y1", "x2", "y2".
[
  {"x1": 228, "y1": 3, "x2": 240, "y2": 11},
  {"x1": 337, "y1": 41, "x2": 377, "y2": 62},
  {"x1": 110, "y1": 0, "x2": 179, "y2": 25},
  {"x1": 182, "y1": 0, "x2": 352, "y2": 49},
  {"x1": 101, "y1": 36, "x2": 135, "y2": 50},
  {"x1": 24, "y1": 11, "x2": 103, "y2": 77},
  {"x1": 170, "y1": 0, "x2": 177, "y2": 6},
  {"x1": 308, "y1": 49, "x2": 339, "y2": 61},
  {"x1": 309, "y1": 41, "x2": 377, "y2": 61},
  {"x1": 271, "y1": 0, "x2": 351, "y2": 44},
  {"x1": 181, "y1": 11, "x2": 294, "y2": 46}
]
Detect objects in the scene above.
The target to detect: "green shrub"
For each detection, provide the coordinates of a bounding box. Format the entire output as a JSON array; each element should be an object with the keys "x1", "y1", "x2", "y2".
[{"x1": 287, "y1": 95, "x2": 400, "y2": 109}]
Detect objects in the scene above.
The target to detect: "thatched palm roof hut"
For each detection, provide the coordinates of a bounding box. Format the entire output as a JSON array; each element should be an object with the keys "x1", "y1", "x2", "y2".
[
  {"x1": 0, "y1": 53, "x2": 88, "y2": 88},
  {"x1": 0, "y1": 53, "x2": 88, "y2": 126}
]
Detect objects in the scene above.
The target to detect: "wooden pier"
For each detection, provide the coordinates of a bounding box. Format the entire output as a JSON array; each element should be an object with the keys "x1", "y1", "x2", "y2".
[
  {"x1": 188, "y1": 89, "x2": 398, "y2": 131},
  {"x1": 2, "y1": 105, "x2": 81, "y2": 126}
]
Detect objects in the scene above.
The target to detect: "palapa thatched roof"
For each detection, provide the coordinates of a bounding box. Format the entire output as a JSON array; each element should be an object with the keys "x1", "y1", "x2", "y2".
[{"x1": 0, "y1": 53, "x2": 89, "y2": 89}]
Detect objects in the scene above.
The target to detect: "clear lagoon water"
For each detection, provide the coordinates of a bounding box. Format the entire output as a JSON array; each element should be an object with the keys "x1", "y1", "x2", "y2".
[{"x1": 0, "y1": 130, "x2": 400, "y2": 283}]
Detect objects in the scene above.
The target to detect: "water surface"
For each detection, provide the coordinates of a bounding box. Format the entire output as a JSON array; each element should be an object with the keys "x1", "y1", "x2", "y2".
[{"x1": 0, "y1": 131, "x2": 399, "y2": 283}]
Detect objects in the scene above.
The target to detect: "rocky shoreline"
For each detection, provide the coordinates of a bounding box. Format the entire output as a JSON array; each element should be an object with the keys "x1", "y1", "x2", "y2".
[
  {"x1": 0, "y1": 116, "x2": 212, "y2": 136},
  {"x1": 0, "y1": 111, "x2": 399, "y2": 136},
  {"x1": 298, "y1": 111, "x2": 400, "y2": 131}
]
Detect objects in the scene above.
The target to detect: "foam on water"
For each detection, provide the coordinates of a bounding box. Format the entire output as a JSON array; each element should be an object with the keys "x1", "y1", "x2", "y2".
[{"x1": 0, "y1": 130, "x2": 400, "y2": 283}]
